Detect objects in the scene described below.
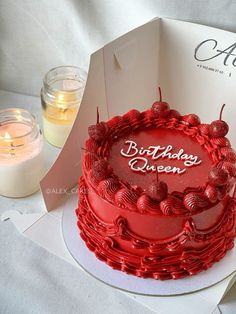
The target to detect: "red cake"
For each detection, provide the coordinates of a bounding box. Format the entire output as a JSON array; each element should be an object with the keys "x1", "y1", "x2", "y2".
[{"x1": 76, "y1": 92, "x2": 236, "y2": 280}]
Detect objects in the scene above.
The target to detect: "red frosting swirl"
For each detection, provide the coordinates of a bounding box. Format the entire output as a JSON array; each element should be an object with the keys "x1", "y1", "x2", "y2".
[
  {"x1": 83, "y1": 106, "x2": 236, "y2": 216},
  {"x1": 212, "y1": 137, "x2": 231, "y2": 147},
  {"x1": 198, "y1": 123, "x2": 210, "y2": 136},
  {"x1": 98, "y1": 178, "x2": 120, "y2": 202},
  {"x1": 204, "y1": 184, "x2": 218, "y2": 203},
  {"x1": 115, "y1": 188, "x2": 139, "y2": 210},
  {"x1": 184, "y1": 193, "x2": 209, "y2": 212},
  {"x1": 76, "y1": 177, "x2": 236, "y2": 280},
  {"x1": 221, "y1": 161, "x2": 236, "y2": 178},
  {"x1": 136, "y1": 194, "x2": 161, "y2": 213}
]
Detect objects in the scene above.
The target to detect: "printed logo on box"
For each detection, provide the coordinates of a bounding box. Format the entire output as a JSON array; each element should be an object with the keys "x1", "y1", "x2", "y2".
[
  {"x1": 195, "y1": 39, "x2": 236, "y2": 66},
  {"x1": 194, "y1": 39, "x2": 236, "y2": 77}
]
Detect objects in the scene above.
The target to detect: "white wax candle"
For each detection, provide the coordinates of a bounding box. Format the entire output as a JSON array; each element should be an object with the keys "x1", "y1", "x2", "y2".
[
  {"x1": 42, "y1": 116, "x2": 72, "y2": 148},
  {"x1": 0, "y1": 120, "x2": 44, "y2": 197}
]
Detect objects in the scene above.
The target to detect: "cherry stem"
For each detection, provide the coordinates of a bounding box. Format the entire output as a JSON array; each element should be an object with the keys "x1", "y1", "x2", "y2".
[
  {"x1": 81, "y1": 147, "x2": 89, "y2": 153},
  {"x1": 96, "y1": 106, "x2": 100, "y2": 124},
  {"x1": 219, "y1": 104, "x2": 226, "y2": 121},
  {"x1": 158, "y1": 87, "x2": 162, "y2": 102},
  {"x1": 81, "y1": 147, "x2": 94, "y2": 154}
]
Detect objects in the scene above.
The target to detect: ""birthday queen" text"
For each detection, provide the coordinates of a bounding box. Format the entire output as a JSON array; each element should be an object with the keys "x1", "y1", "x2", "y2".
[{"x1": 120, "y1": 140, "x2": 202, "y2": 174}]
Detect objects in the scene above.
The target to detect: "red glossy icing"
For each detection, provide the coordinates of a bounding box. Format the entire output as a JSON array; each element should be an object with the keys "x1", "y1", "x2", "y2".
[
  {"x1": 109, "y1": 128, "x2": 211, "y2": 193},
  {"x1": 76, "y1": 177, "x2": 236, "y2": 279},
  {"x1": 76, "y1": 105, "x2": 236, "y2": 280},
  {"x1": 86, "y1": 180, "x2": 185, "y2": 240}
]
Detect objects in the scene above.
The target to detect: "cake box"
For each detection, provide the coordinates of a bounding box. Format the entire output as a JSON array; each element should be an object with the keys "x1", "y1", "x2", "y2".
[{"x1": 40, "y1": 17, "x2": 236, "y2": 298}]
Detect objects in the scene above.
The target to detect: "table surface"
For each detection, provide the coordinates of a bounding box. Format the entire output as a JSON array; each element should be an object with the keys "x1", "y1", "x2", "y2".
[{"x1": 0, "y1": 90, "x2": 236, "y2": 314}]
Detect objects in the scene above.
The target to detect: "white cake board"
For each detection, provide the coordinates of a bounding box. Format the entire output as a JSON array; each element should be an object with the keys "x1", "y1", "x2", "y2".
[{"x1": 62, "y1": 193, "x2": 236, "y2": 296}]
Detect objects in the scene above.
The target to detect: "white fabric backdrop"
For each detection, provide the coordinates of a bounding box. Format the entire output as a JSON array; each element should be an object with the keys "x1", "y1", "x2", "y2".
[
  {"x1": 0, "y1": 221, "x2": 155, "y2": 314},
  {"x1": 1, "y1": 0, "x2": 236, "y2": 96}
]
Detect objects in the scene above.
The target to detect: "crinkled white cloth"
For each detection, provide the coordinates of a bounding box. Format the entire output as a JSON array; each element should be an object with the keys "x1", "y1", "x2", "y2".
[{"x1": 0, "y1": 221, "x2": 155, "y2": 314}]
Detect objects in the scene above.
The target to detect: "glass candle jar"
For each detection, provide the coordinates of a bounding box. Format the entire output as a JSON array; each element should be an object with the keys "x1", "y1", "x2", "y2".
[
  {"x1": 0, "y1": 108, "x2": 44, "y2": 197},
  {"x1": 41, "y1": 65, "x2": 87, "y2": 148}
]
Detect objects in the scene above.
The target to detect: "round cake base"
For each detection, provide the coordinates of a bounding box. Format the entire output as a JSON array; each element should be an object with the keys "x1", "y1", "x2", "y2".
[{"x1": 62, "y1": 194, "x2": 236, "y2": 296}]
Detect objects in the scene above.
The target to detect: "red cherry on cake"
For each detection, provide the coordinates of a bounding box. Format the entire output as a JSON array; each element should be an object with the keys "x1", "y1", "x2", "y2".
[
  {"x1": 182, "y1": 114, "x2": 200, "y2": 126},
  {"x1": 88, "y1": 107, "x2": 108, "y2": 141},
  {"x1": 210, "y1": 121, "x2": 228, "y2": 138},
  {"x1": 151, "y1": 87, "x2": 170, "y2": 118},
  {"x1": 146, "y1": 180, "x2": 168, "y2": 202},
  {"x1": 91, "y1": 159, "x2": 112, "y2": 181},
  {"x1": 88, "y1": 122, "x2": 107, "y2": 142},
  {"x1": 146, "y1": 168, "x2": 168, "y2": 202},
  {"x1": 152, "y1": 102, "x2": 170, "y2": 118},
  {"x1": 208, "y1": 167, "x2": 229, "y2": 186},
  {"x1": 209, "y1": 104, "x2": 229, "y2": 138}
]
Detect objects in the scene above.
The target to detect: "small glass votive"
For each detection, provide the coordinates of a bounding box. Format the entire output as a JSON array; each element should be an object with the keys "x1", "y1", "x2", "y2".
[
  {"x1": 0, "y1": 108, "x2": 44, "y2": 197},
  {"x1": 41, "y1": 65, "x2": 87, "y2": 148}
]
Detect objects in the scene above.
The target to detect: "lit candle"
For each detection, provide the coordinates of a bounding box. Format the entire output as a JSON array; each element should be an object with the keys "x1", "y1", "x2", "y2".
[
  {"x1": 41, "y1": 65, "x2": 87, "y2": 148},
  {"x1": 0, "y1": 108, "x2": 44, "y2": 197}
]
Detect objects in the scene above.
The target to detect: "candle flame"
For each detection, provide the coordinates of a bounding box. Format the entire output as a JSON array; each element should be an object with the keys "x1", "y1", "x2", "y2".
[
  {"x1": 57, "y1": 93, "x2": 68, "y2": 111},
  {"x1": 0, "y1": 132, "x2": 14, "y2": 155},
  {"x1": 58, "y1": 93, "x2": 64, "y2": 102},
  {"x1": 4, "y1": 132, "x2": 11, "y2": 140},
  {"x1": 57, "y1": 93, "x2": 67, "y2": 105}
]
